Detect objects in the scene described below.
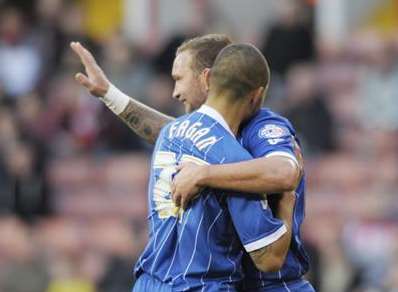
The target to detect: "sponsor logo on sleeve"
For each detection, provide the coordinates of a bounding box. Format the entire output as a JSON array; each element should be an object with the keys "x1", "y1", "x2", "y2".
[
  {"x1": 258, "y1": 124, "x2": 288, "y2": 145},
  {"x1": 258, "y1": 124, "x2": 287, "y2": 138}
]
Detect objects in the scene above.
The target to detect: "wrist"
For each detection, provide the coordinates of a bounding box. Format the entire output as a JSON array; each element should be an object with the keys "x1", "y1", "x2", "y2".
[
  {"x1": 279, "y1": 212, "x2": 293, "y2": 223},
  {"x1": 197, "y1": 165, "x2": 210, "y2": 187},
  {"x1": 99, "y1": 83, "x2": 130, "y2": 115},
  {"x1": 99, "y1": 82, "x2": 110, "y2": 97},
  {"x1": 277, "y1": 207, "x2": 294, "y2": 223}
]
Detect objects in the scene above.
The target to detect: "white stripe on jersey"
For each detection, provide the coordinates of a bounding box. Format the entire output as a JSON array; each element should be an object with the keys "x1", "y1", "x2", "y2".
[
  {"x1": 279, "y1": 271, "x2": 292, "y2": 292},
  {"x1": 259, "y1": 269, "x2": 265, "y2": 288},
  {"x1": 226, "y1": 236, "x2": 237, "y2": 288},
  {"x1": 140, "y1": 213, "x2": 161, "y2": 267},
  {"x1": 161, "y1": 128, "x2": 188, "y2": 279},
  {"x1": 244, "y1": 224, "x2": 287, "y2": 252},
  {"x1": 150, "y1": 219, "x2": 179, "y2": 275},
  {"x1": 201, "y1": 254, "x2": 212, "y2": 292},
  {"x1": 171, "y1": 194, "x2": 211, "y2": 285},
  {"x1": 265, "y1": 151, "x2": 298, "y2": 167},
  {"x1": 182, "y1": 206, "x2": 206, "y2": 282},
  {"x1": 200, "y1": 208, "x2": 224, "y2": 288},
  {"x1": 164, "y1": 207, "x2": 193, "y2": 281}
]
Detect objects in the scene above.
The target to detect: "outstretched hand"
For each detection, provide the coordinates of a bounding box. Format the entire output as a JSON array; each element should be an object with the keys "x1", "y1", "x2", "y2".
[
  {"x1": 70, "y1": 41, "x2": 110, "y2": 97},
  {"x1": 171, "y1": 162, "x2": 205, "y2": 209}
]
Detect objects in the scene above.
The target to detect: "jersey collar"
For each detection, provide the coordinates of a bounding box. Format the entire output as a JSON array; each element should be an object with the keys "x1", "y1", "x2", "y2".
[{"x1": 197, "y1": 104, "x2": 235, "y2": 137}]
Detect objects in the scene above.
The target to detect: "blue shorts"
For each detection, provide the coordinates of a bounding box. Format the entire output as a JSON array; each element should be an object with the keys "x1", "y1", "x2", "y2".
[
  {"x1": 132, "y1": 273, "x2": 172, "y2": 292},
  {"x1": 246, "y1": 279, "x2": 315, "y2": 292}
]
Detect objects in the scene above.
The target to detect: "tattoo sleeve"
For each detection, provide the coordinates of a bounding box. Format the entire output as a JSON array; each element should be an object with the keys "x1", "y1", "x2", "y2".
[{"x1": 118, "y1": 99, "x2": 175, "y2": 145}]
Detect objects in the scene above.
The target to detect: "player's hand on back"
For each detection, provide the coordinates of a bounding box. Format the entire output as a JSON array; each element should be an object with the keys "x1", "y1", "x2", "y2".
[
  {"x1": 171, "y1": 162, "x2": 206, "y2": 209},
  {"x1": 70, "y1": 41, "x2": 110, "y2": 97}
]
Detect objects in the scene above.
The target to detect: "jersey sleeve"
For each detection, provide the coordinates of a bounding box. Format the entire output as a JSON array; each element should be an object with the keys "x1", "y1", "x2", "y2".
[
  {"x1": 227, "y1": 195, "x2": 286, "y2": 252},
  {"x1": 203, "y1": 127, "x2": 287, "y2": 252},
  {"x1": 244, "y1": 116, "x2": 298, "y2": 164}
]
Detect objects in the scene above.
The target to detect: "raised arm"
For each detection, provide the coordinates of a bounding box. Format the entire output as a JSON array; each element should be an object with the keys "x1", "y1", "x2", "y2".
[{"x1": 70, "y1": 42, "x2": 174, "y2": 144}]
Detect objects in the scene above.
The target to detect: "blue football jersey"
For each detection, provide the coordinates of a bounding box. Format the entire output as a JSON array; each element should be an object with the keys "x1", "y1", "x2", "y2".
[
  {"x1": 134, "y1": 105, "x2": 287, "y2": 292},
  {"x1": 239, "y1": 108, "x2": 310, "y2": 290}
]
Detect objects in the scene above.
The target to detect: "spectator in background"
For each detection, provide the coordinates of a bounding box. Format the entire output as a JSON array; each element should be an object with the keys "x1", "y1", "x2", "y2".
[
  {"x1": 98, "y1": 34, "x2": 155, "y2": 151},
  {"x1": 0, "y1": 107, "x2": 20, "y2": 213},
  {"x1": 102, "y1": 33, "x2": 153, "y2": 101},
  {"x1": 92, "y1": 218, "x2": 138, "y2": 292},
  {"x1": 260, "y1": 0, "x2": 314, "y2": 79},
  {"x1": 39, "y1": 218, "x2": 96, "y2": 292},
  {"x1": 0, "y1": 0, "x2": 397, "y2": 291},
  {"x1": 357, "y1": 37, "x2": 398, "y2": 132},
  {"x1": 2, "y1": 140, "x2": 51, "y2": 221},
  {"x1": 0, "y1": 6, "x2": 41, "y2": 100},
  {"x1": 283, "y1": 63, "x2": 336, "y2": 156},
  {"x1": 342, "y1": 221, "x2": 397, "y2": 291},
  {"x1": 0, "y1": 217, "x2": 50, "y2": 292},
  {"x1": 32, "y1": 0, "x2": 64, "y2": 80},
  {"x1": 152, "y1": 33, "x2": 188, "y2": 75}
]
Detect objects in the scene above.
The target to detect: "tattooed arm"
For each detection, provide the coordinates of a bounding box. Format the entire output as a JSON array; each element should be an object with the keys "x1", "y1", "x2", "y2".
[
  {"x1": 118, "y1": 99, "x2": 174, "y2": 145},
  {"x1": 70, "y1": 41, "x2": 174, "y2": 144}
]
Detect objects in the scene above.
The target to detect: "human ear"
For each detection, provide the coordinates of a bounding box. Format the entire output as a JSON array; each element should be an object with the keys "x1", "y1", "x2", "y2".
[
  {"x1": 250, "y1": 87, "x2": 265, "y2": 111},
  {"x1": 202, "y1": 68, "x2": 211, "y2": 92}
]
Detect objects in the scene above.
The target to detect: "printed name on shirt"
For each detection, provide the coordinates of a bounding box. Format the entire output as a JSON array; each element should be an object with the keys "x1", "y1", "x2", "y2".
[{"x1": 168, "y1": 120, "x2": 219, "y2": 151}]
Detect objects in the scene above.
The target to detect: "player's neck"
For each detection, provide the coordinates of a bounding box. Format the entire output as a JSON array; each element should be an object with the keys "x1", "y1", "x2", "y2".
[{"x1": 205, "y1": 98, "x2": 244, "y2": 136}]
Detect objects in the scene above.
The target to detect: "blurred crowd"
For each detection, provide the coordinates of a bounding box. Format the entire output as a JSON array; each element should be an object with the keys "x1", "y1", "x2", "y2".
[{"x1": 0, "y1": 0, "x2": 397, "y2": 292}]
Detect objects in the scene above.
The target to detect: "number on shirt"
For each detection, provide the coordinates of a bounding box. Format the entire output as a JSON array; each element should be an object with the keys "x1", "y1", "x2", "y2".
[{"x1": 152, "y1": 151, "x2": 208, "y2": 219}]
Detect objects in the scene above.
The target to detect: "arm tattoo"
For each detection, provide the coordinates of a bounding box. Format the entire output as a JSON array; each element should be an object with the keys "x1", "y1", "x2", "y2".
[{"x1": 118, "y1": 99, "x2": 174, "y2": 145}]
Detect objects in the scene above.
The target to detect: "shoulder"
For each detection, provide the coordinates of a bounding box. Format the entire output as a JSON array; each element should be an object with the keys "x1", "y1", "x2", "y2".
[
  {"x1": 241, "y1": 108, "x2": 295, "y2": 139},
  {"x1": 245, "y1": 108, "x2": 294, "y2": 131},
  {"x1": 206, "y1": 127, "x2": 253, "y2": 164}
]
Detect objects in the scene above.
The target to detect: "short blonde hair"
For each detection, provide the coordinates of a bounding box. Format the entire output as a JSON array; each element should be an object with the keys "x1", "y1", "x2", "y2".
[{"x1": 176, "y1": 34, "x2": 232, "y2": 74}]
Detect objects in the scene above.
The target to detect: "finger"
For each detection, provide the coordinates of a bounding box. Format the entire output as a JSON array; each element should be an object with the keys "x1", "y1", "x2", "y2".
[
  {"x1": 75, "y1": 73, "x2": 92, "y2": 89},
  {"x1": 174, "y1": 193, "x2": 181, "y2": 207},
  {"x1": 70, "y1": 42, "x2": 96, "y2": 68},
  {"x1": 171, "y1": 182, "x2": 181, "y2": 207},
  {"x1": 175, "y1": 162, "x2": 187, "y2": 171},
  {"x1": 181, "y1": 196, "x2": 188, "y2": 210},
  {"x1": 171, "y1": 181, "x2": 177, "y2": 198},
  {"x1": 70, "y1": 42, "x2": 88, "y2": 65}
]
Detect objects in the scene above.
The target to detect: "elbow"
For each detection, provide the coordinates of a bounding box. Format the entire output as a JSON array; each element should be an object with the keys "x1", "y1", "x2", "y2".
[
  {"x1": 282, "y1": 176, "x2": 297, "y2": 192},
  {"x1": 254, "y1": 256, "x2": 284, "y2": 273},
  {"x1": 273, "y1": 163, "x2": 299, "y2": 192}
]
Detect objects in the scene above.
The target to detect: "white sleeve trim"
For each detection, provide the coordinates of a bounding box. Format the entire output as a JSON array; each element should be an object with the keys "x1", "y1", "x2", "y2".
[
  {"x1": 265, "y1": 151, "x2": 298, "y2": 168},
  {"x1": 244, "y1": 224, "x2": 287, "y2": 252},
  {"x1": 99, "y1": 83, "x2": 130, "y2": 115}
]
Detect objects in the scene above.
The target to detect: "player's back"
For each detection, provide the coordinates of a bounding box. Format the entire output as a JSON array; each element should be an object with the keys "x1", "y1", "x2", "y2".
[{"x1": 135, "y1": 106, "x2": 269, "y2": 291}]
